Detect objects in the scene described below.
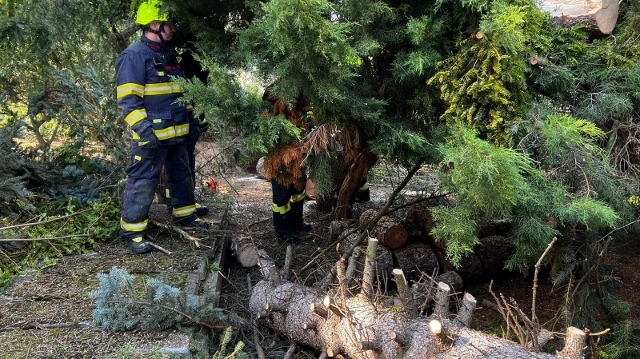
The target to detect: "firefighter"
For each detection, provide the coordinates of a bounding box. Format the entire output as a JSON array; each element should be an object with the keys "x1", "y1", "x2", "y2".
[
  {"x1": 164, "y1": 49, "x2": 209, "y2": 217},
  {"x1": 270, "y1": 176, "x2": 312, "y2": 243},
  {"x1": 116, "y1": 0, "x2": 207, "y2": 254},
  {"x1": 263, "y1": 89, "x2": 313, "y2": 243}
]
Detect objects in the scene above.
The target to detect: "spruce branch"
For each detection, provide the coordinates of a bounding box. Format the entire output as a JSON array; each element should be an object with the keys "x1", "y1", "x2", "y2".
[
  {"x1": 108, "y1": 300, "x2": 224, "y2": 330},
  {"x1": 0, "y1": 210, "x2": 90, "y2": 231},
  {"x1": 570, "y1": 220, "x2": 640, "y2": 303}
]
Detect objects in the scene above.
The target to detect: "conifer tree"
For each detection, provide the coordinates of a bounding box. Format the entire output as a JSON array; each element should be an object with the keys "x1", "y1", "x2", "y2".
[{"x1": 170, "y1": 0, "x2": 640, "y2": 328}]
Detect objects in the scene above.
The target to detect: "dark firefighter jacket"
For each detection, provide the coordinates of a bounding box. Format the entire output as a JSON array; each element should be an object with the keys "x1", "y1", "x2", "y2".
[{"x1": 116, "y1": 36, "x2": 194, "y2": 144}]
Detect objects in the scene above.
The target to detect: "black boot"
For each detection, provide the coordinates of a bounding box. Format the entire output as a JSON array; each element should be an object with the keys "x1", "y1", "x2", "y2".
[
  {"x1": 125, "y1": 235, "x2": 154, "y2": 254},
  {"x1": 195, "y1": 203, "x2": 209, "y2": 217},
  {"x1": 175, "y1": 215, "x2": 209, "y2": 229}
]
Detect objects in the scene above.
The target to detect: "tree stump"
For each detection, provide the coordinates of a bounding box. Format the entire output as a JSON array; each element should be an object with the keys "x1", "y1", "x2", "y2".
[{"x1": 559, "y1": 327, "x2": 586, "y2": 359}]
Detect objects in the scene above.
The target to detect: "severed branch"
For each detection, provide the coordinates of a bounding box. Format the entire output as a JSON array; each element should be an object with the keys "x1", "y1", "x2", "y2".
[
  {"x1": 281, "y1": 245, "x2": 293, "y2": 282},
  {"x1": 336, "y1": 258, "x2": 349, "y2": 298},
  {"x1": 0, "y1": 234, "x2": 89, "y2": 242},
  {"x1": 361, "y1": 237, "x2": 378, "y2": 298},
  {"x1": 489, "y1": 281, "x2": 517, "y2": 343},
  {"x1": 393, "y1": 268, "x2": 417, "y2": 317},
  {"x1": 0, "y1": 210, "x2": 90, "y2": 231},
  {"x1": 148, "y1": 241, "x2": 172, "y2": 255},
  {"x1": 532, "y1": 236, "x2": 556, "y2": 324},
  {"x1": 149, "y1": 219, "x2": 204, "y2": 248}
]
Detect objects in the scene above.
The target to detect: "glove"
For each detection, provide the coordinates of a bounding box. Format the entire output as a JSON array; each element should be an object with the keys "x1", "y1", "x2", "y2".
[
  {"x1": 137, "y1": 127, "x2": 159, "y2": 149},
  {"x1": 198, "y1": 118, "x2": 209, "y2": 133}
]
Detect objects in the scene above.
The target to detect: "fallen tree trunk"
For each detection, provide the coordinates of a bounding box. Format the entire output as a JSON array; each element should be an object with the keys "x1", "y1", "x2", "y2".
[
  {"x1": 537, "y1": 0, "x2": 619, "y2": 34},
  {"x1": 250, "y1": 279, "x2": 583, "y2": 358},
  {"x1": 249, "y1": 238, "x2": 585, "y2": 359}
]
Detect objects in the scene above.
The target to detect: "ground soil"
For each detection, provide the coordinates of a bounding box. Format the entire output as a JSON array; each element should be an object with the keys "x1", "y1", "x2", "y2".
[{"x1": 1, "y1": 140, "x2": 639, "y2": 358}]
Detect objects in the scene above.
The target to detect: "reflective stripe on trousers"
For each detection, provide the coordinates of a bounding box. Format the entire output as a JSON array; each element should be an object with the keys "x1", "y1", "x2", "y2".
[
  {"x1": 121, "y1": 141, "x2": 195, "y2": 239},
  {"x1": 271, "y1": 178, "x2": 305, "y2": 234}
]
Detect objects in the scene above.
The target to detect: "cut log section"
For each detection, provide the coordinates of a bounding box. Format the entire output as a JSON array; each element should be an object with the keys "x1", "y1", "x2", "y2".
[
  {"x1": 393, "y1": 242, "x2": 439, "y2": 283},
  {"x1": 231, "y1": 235, "x2": 260, "y2": 268},
  {"x1": 537, "y1": 0, "x2": 619, "y2": 34},
  {"x1": 410, "y1": 202, "x2": 436, "y2": 236},
  {"x1": 359, "y1": 209, "x2": 408, "y2": 249}
]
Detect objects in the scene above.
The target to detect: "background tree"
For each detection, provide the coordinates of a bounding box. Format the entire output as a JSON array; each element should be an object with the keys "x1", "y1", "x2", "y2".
[{"x1": 0, "y1": 0, "x2": 132, "y2": 276}]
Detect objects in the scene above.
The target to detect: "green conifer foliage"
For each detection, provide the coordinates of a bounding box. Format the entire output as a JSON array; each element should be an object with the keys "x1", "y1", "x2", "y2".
[
  {"x1": 432, "y1": 124, "x2": 536, "y2": 263},
  {"x1": 0, "y1": 0, "x2": 639, "y2": 345},
  {"x1": 0, "y1": 123, "x2": 42, "y2": 214},
  {"x1": 0, "y1": 0, "x2": 127, "y2": 159}
]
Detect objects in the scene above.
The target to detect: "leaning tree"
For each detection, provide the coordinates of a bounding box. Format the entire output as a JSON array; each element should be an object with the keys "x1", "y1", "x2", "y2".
[{"x1": 170, "y1": 0, "x2": 640, "y2": 335}]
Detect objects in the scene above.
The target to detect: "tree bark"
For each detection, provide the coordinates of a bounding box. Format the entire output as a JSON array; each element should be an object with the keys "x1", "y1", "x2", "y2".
[
  {"x1": 250, "y1": 278, "x2": 578, "y2": 358},
  {"x1": 335, "y1": 152, "x2": 373, "y2": 219},
  {"x1": 249, "y1": 246, "x2": 582, "y2": 358},
  {"x1": 359, "y1": 209, "x2": 408, "y2": 249},
  {"x1": 537, "y1": 0, "x2": 619, "y2": 34}
]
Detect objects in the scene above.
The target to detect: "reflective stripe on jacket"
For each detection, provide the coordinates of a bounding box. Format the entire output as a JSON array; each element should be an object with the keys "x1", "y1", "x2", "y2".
[{"x1": 116, "y1": 36, "x2": 193, "y2": 144}]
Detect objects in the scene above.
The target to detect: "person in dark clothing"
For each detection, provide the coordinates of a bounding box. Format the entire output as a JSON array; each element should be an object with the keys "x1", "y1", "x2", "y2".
[
  {"x1": 163, "y1": 50, "x2": 210, "y2": 217},
  {"x1": 116, "y1": 0, "x2": 207, "y2": 254},
  {"x1": 262, "y1": 89, "x2": 312, "y2": 243}
]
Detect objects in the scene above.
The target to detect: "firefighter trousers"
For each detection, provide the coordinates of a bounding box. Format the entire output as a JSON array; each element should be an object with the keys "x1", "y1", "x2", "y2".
[
  {"x1": 271, "y1": 179, "x2": 305, "y2": 235},
  {"x1": 121, "y1": 140, "x2": 195, "y2": 240},
  {"x1": 165, "y1": 125, "x2": 199, "y2": 203}
]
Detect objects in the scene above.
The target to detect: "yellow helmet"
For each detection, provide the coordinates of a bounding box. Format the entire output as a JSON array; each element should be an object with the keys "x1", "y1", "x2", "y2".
[{"x1": 135, "y1": 0, "x2": 169, "y2": 26}]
